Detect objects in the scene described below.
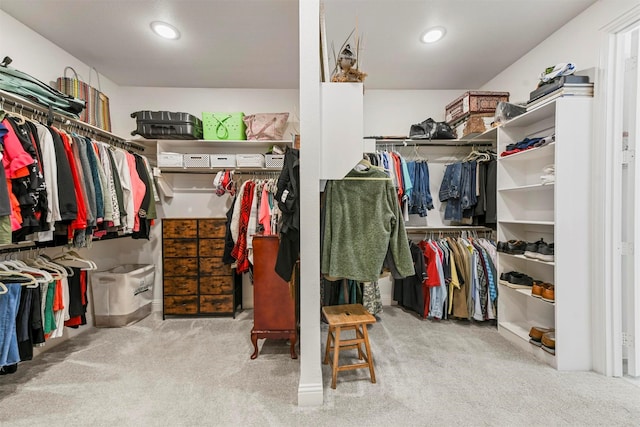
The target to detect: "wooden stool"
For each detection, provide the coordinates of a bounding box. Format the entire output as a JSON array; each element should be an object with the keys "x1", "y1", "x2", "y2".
[{"x1": 322, "y1": 304, "x2": 376, "y2": 389}]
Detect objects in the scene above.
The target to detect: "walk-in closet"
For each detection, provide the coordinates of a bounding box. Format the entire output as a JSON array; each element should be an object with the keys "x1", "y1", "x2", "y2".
[{"x1": 0, "y1": 0, "x2": 639, "y2": 424}]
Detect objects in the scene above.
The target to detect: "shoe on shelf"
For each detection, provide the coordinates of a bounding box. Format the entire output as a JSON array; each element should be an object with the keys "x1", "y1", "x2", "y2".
[
  {"x1": 499, "y1": 271, "x2": 534, "y2": 288},
  {"x1": 506, "y1": 240, "x2": 527, "y2": 255},
  {"x1": 529, "y1": 326, "x2": 554, "y2": 346},
  {"x1": 540, "y1": 164, "x2": 555, "y2": 185},
  {"x1": 541, "y1": 284, "x2": 555, "y2": 303},
  {"x1": 531, "y1": 280, "x2": 545, "y2": 298},
  {"x1": 524, "y1": 238, "x2": 544, "y2": 259},
  {"x1": 535, "y1": 242, "x2": 555, "y2": 262},
  {"x1": 541, "y1": 331, "x2": 556, "y2": 355}
]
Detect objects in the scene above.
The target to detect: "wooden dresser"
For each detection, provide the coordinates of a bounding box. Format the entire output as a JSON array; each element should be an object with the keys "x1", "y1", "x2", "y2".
[
  {"x1": 162, "y1": 218, "x2": 241, "y2": 318},
  {"x1": 251, "y1": 235, "x2": 297, "y2": 359}
]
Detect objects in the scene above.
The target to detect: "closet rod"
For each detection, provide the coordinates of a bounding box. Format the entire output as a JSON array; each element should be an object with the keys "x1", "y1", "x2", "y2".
[
  {"x1": 0, "y1": 89, "x2": 145, "y2": 153},
  {"x1": 374, "y1": 140, "x2": 494, "y2": 148},
  {"x1": 405, "y1": 226, "x2": 494, "y2": 232}
]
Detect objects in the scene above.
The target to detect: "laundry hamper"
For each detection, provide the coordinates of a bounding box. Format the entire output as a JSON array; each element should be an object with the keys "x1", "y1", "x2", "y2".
[{"x1": 91, "y1": 264, "x2": 155, "y2": 327}]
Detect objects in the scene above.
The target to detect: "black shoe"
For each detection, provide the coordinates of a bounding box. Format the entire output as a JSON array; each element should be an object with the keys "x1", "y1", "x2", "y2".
[
  {"x1": 535, "y1": 242, "x2": 554, "y2": 262},
  {"x1": 524, "y1": 238, "x2": 544, "y2": 259},
  {"x1": 506, "y1": 240, "x2": 527, "y2": 255},
  {"x1": 0, "y1": 364, "x2": 18, "y2": 375}
]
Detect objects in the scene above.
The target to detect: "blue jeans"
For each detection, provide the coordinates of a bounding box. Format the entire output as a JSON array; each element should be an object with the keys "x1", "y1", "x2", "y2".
[
  {"x1": 408, "y1": 161, "x2": 434, "y2": 217},
  {"x1": 0, "y1": 283, "x2": 22, "y2": 367},
  {"x1": 439, "y1": 162, "x2": 462, "y2": 202}
]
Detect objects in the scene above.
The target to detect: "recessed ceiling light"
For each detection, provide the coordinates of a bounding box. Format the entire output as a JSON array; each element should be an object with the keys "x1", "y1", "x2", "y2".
[
  {"x1": 150, "y1": 21, "x2": 181, "y2": 40},
  {"x1": 420, "y1": 27, "x2": 446, "y2": 44}
]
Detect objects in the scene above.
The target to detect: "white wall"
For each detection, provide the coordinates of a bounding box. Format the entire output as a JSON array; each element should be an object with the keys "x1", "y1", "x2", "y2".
[
  {"x1": 0, "y1": 10, "x2": 124, "y2": 131},
  {"x1": 481, "y1": 0, "x2": 640, "y2": 101}
]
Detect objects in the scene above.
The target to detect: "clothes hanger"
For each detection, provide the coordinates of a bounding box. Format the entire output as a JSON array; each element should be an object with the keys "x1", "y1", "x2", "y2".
[
  {"x1": 0, "y1": 281, "x2": 7, "y2": 295},
  {"x1": 0, "y1": 270, "x2": 38, "y2": 287}
]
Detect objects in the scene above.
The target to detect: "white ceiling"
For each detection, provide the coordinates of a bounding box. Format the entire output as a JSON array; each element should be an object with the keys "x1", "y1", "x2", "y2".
[{"x1": 0, "y1": 0, "x2": 597, "y2": 90}]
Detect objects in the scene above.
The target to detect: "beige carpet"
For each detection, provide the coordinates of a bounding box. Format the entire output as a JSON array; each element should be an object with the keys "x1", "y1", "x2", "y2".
[{"x1": 1, "y1": 307, "x2": 639, "y2": 426}]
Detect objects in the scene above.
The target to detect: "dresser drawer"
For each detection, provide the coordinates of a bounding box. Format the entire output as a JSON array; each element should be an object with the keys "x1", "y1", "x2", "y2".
[
  {"x1": 163, "y1": 277, "x2": 198, "y2": 295},
  {"x1": 199, "y1": 295, "x2": 233, "y2": 314},
  {"x1": 164, "y1": 296, "x2": 198, "y2": 315},
  {"x1": 199, "y1": 238, "x2": 225, "y2": 257},
  {"x1": 164, "y1": 219, "x2": 197, "y2": 238},
  {"x1": 200, "y1": 275, "x2": 234, "y2": 294},
  {"x1": 164, "y1": 258, "x2": 198, "y2": 276},
  {"x1": 199, "y1": 257, "x2": 232, "y2": 276},
  {"x1": 198, "y1": 219, "x2": 226, "y2": 238},
  {"x1": 164, "y1": 239, "x2": 197, "y2": 258}
]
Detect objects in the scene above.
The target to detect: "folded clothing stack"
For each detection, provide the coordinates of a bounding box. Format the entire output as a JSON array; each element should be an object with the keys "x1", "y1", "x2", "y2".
[{"x1": 500, "y1": 134, "x2": 555, "y2": 157}]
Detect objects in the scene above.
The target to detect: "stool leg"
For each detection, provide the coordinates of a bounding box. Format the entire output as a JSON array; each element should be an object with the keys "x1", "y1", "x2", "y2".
[
  {"x1": 331, "y1": 327, "x2": 341, "y2": 389},
  {"x1": 323, "y1": 327, "x2": 333, "y2": 365},
  {"x1": 361, "y1": 324, "x2": 376, "y2": 384}
]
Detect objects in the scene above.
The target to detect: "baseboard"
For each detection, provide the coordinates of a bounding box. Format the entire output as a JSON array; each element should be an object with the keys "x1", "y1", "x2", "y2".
[{"x1": 297, "y1": 382, "x2": 323, "y2": 406}]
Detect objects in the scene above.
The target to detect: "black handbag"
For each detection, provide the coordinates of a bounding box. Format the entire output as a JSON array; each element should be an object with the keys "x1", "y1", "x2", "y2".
[{"x1": 409, "y1": 118, "x2": 457, "y2": 140}]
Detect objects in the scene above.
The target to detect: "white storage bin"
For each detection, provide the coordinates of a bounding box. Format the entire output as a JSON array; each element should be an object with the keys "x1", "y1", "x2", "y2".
[
  {"x1": 91, "y1": 264, "x2": 155, "y2": 327},
  {"x1": 183, "y1": 154, "x2": 210, "y2": 168},
  {"x1": 236, "y1": 154, "x2": 265, "y2": 168},
  {"x1": 158, "y1": 152, "x2": 183, "y2": 167},
  {"x1": 210, "y1": 154, "x2": 237, "y2": 168},
  {"x1": 265, "y1": 154, "x2": 285, "y2": 169}
]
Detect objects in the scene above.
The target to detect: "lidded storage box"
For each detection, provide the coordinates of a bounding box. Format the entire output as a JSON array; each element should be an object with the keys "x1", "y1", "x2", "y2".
[
  {"x1": 131, "y1": 110, "x2": 203, "y2": 140},
  {"x1": 91, "y1": 264, "x2": 155, "y2": 327},
  {"x1": 183, "y1": 154, "x2": 210, "y2": 168},
  {"x1": 236, "y1": 154, "x2": 265, "y2": 168},
  {"x1": 445, "y1": 91, "x2": 509, "y2": 125},
  {"x1": 202, "y1": 112, "x2": 246, "y2": 140}
]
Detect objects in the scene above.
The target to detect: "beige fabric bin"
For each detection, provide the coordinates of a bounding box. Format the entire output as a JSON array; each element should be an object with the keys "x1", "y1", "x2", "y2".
[{"x1": 91, "y1": 264, "x2": 155, "y2": 327}]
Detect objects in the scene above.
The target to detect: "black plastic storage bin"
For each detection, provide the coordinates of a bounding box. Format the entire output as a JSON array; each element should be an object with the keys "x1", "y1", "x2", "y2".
[{"x1": 131, "y1": 110, "x2": 203, "y2": 140}]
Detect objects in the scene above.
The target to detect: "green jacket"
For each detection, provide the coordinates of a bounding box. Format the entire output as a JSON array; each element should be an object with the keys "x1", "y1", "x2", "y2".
[{"x1": 322, "y1": 166, "x2": 415, "y2": 282}]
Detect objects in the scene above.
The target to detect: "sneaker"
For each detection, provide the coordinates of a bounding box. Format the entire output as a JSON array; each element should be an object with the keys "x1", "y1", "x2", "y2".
[
  {"x1": 506, "y1": 240, "x2": 527, "y2": 255},
  {"x1": 541, "y1": 331, "x2": 556, "y2": 355},
  {"x1": 524, "y1": 239, "x2": 544, "y2": 259},
  {"x1": 535, "y1": 242, "x2": 555, "y2": 262},
  {"x1": 499, "y1": 271, "x2": 533, "y2": 288}
]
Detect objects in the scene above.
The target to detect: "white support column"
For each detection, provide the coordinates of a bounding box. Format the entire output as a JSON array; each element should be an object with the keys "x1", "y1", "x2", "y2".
[{"x1": 297, "y1": 0, "x2": 324, "y2": 406}]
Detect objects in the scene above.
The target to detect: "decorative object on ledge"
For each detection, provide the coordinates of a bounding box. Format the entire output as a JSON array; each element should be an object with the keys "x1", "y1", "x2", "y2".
[{"x1": 330, "y1": 29, "x2": 367, "y2": 83}]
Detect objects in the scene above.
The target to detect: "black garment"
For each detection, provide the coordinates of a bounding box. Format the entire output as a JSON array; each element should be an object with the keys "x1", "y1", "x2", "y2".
[
  {"x1": 485, "y1": 159, "x2": 497, "y2": 224},
  {"x1": 16, "y1": 285, "x2": 45, "y2": 362},
  {"x1": 132, "y1": 153, "x2": 151, "y2": 240},
  {"x1": 48, "y1": 127, "x2": 77, "y2": 222},
  {"x1": 222, "y1": 195, "x2": 237, "y2": 265},
  {"x1": 67, "y1": 267, "x2": 85, "y2": 318},
  {"x1": 275, "y1": 147, "x2": 300, "y2": 281},
  {"x1": 394, "y1": 242, "x2": 427, "y2": 317}
]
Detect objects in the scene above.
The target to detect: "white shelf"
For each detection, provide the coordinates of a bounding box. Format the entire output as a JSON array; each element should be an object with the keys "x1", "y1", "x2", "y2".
[
  {"x1": 159, "y1": 167, "x2": 282, "y2": 174},
  {"x1": 135, "y1": 139, "x2": 292, "y2": 149},
  {"x1": 499, "y1": 219, "x2": 554, "y2": 226},
  {"x1": 497, "y1": 97, "x2": 592, "y2": 371},
  {"x1": 498, "y1": 183, "x2": 554, "y2": 193},
  {"x1": 499, "y1": 252, "x2": 555, "y2": 266},
  {"x1": 500, "y1": 100, "x2": 556, "y2": 128},
  {"x1": 372, "y1": 124, "x2": 498, "y2": 146},
  {"x1": 498, "y1": 142, "x2": 555, "y2": 162}
]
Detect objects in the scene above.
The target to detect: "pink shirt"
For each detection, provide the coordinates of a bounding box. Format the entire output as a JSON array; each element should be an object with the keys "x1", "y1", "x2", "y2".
[{"x1": 126, "y1": 151, "x2": 146, "y2": 232}]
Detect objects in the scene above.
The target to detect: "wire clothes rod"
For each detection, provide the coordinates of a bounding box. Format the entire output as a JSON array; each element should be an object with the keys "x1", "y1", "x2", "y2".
[{"x1": 0, "y1": 89, "x2": 145, "y2": 152}]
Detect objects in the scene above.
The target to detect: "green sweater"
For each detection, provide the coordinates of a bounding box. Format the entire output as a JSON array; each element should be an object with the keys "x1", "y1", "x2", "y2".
[{"x1": 321, "y1": 166, "x2": 415, "y2": 282}]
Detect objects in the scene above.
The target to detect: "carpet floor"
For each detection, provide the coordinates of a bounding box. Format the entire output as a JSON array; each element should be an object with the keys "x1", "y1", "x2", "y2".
[{"x1": 1, "y1": 306, "x2": 639, "y2": 426}]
